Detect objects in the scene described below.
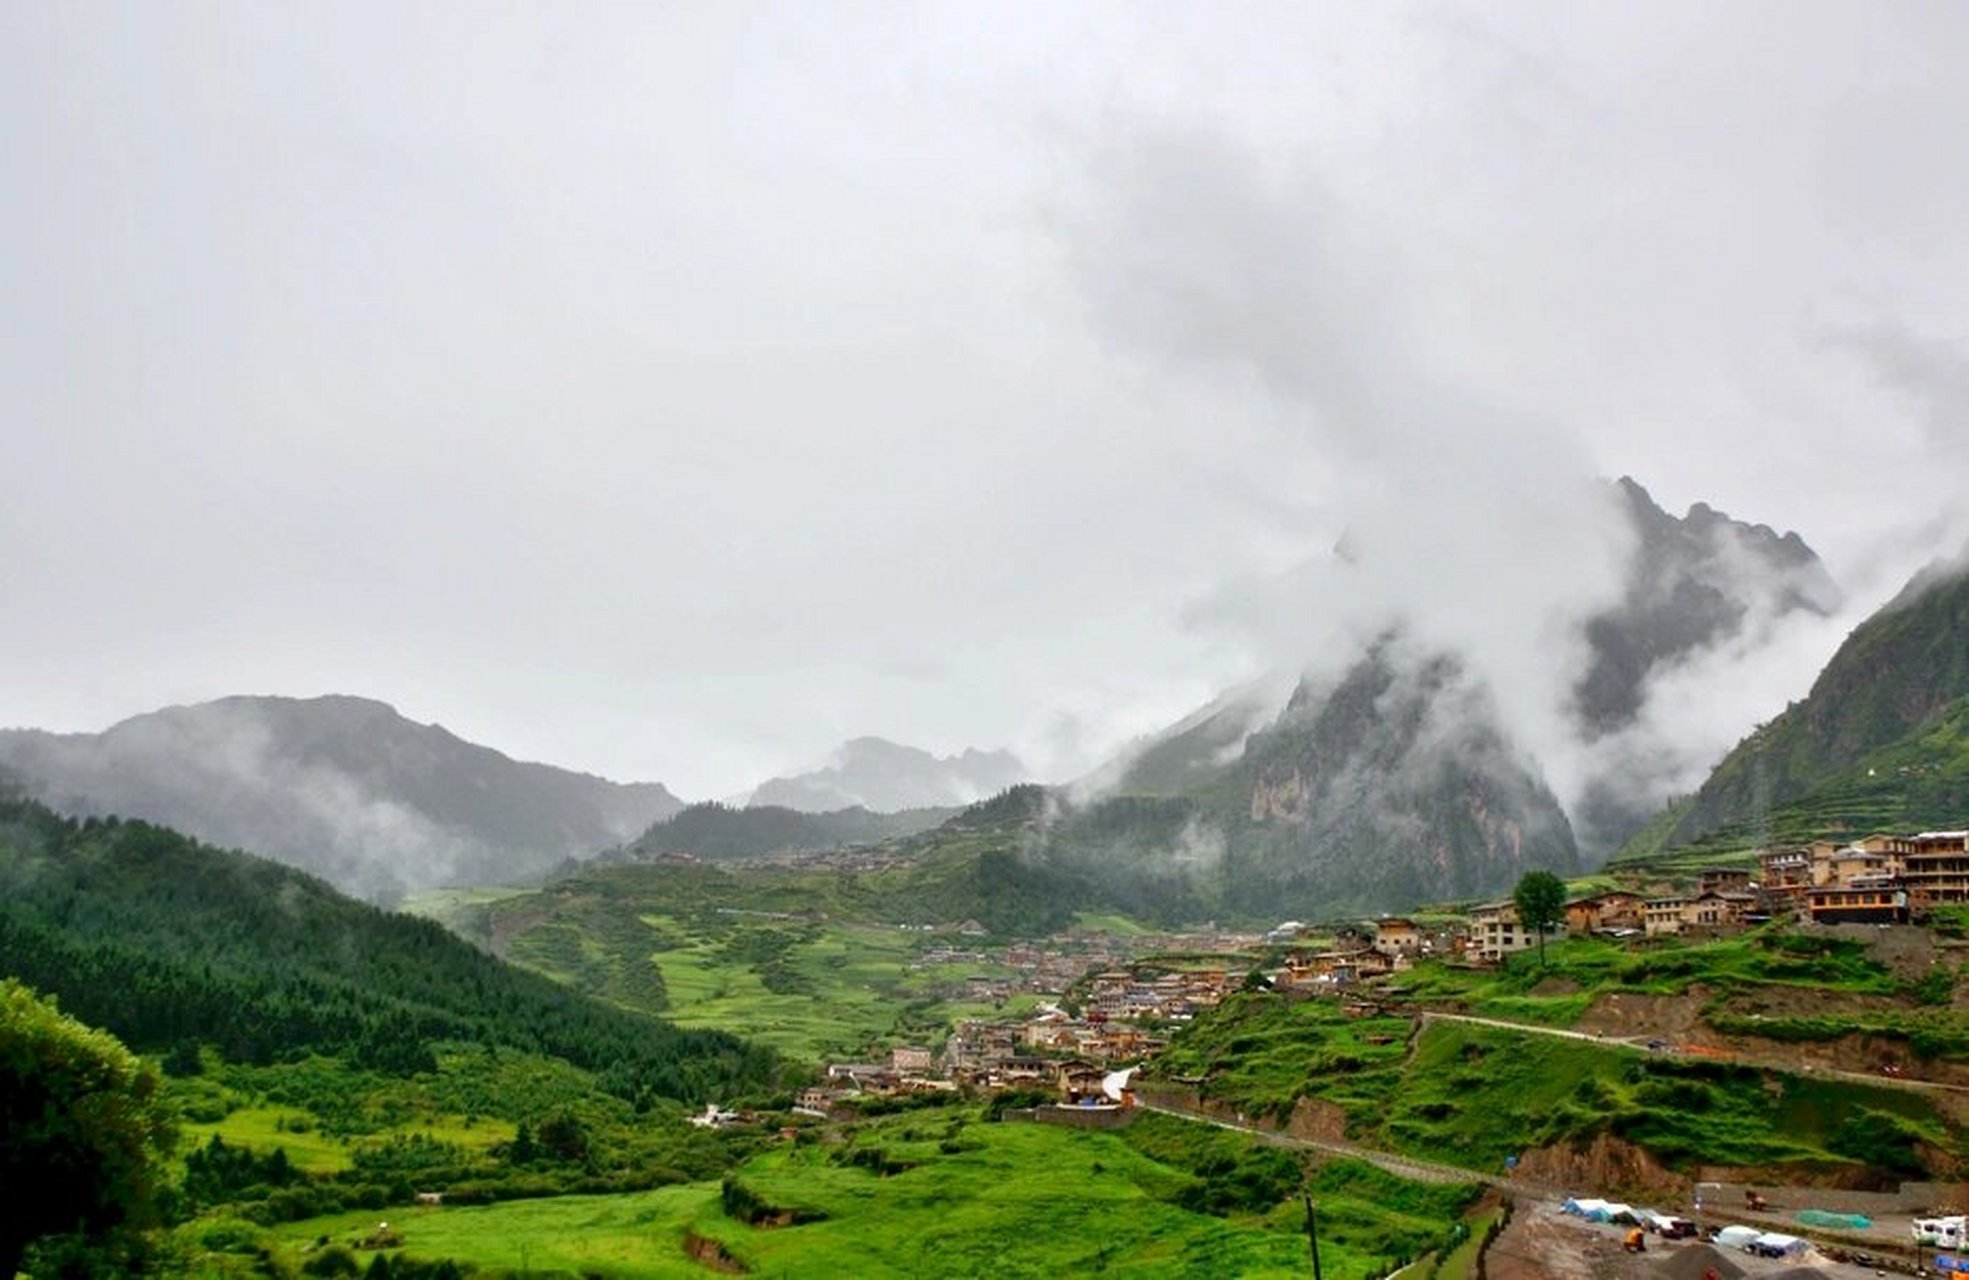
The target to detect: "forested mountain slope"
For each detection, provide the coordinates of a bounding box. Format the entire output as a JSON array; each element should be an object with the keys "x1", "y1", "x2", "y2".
[{"x1": 0, "y1": 799, "x2": 780, "y2": 1106}]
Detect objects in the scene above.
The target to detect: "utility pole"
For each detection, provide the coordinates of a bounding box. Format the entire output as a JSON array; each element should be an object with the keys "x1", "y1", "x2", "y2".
[{"x1": 1303, "y1": 1192, "x2": 1324, "y2": 1280}]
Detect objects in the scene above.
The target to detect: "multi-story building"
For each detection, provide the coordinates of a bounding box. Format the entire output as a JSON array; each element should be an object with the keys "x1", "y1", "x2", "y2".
[
  {"x1": 1643, "y1": 896, "x2": 1690, "y2": 937},
  {"x1": 891, "y1": 1046, "x2": 934, "y2": 1075},
  {"x1": 1645, "y1": 892, "x2": 1747, "y2": 936},
  {"x1": 1758, "y1": 847, "x2": 1813, "y2": 913},
  {"x1": 1373, "y1": 917, "x2": 1422, "y2": 957},
  {"x1": 1821, "y1": 841, "x2": 1902, "y2": 886},
  {"x1": 1469, "y1": 902, "x2": 1532, "y2": 962},
  {"x1": 1805, "y1": 879, "x2": 1909, "y2": 925},
  {"x1": 1895, "y1": 831, "x2": 1969, "y2": 913}
]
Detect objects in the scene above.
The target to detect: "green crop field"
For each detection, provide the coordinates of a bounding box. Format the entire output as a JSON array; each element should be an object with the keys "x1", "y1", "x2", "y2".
[
  {"x1": 454, "y1": 859, "x2": 1096, "y2": 1064},
  {"x1": 179, "y1": 1106, "x2": 518, "y2": 1175},
  {"x1": 637, "y1": 915, "x2": 1043, "y2": 1060},
  {"x1": 252, "y1": 1108, "x2": 1468, "y2": 1278},
  {"x1": 179, "y1": 1107, "x2": 362, "y2": 1174}
]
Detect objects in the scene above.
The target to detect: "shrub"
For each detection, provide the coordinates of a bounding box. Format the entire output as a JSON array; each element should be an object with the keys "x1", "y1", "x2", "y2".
[
  {"x1": 303, "y1": 1244, "x2": 362, "y2": 1277},
  {"x1": 1910, "y1": 967, "x2": 1956, "y2": 1006}
]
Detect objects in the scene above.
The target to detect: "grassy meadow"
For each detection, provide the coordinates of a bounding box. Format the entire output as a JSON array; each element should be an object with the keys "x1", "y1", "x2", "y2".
[{"x1": 246, "y1": 1106, "x2": 1472, "y2": 1279}]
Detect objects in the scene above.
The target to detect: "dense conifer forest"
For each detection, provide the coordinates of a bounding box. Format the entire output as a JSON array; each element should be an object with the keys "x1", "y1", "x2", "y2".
[{"x1": 0, "y1": 798, "x2": 783, "y2": 1108}]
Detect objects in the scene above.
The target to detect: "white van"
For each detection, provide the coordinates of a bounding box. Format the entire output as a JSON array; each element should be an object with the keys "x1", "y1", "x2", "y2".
[{"x1": 1913, "y1": 1215, "x2": 1968, "y2": 1248}]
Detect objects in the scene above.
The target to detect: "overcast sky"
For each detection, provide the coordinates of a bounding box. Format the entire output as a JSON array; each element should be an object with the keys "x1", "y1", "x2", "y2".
[{"x1": 6, "y1": 2, "x2": 1969, "y2": 799}]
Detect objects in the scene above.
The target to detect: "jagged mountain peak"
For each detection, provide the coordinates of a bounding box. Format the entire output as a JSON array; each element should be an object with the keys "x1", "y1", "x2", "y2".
[{"x1": 1077, "y1": 476, "x2": 1845, "y2": 905}]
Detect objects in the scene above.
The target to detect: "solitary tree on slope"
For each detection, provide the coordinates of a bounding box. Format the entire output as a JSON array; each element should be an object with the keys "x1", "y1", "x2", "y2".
[{"x1": 1513, "y1": 870, "x2": 1568, "y2": 966}]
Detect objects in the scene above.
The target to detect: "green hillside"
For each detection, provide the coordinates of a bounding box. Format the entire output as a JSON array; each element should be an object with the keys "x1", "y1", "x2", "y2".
[
  {"x1": 1153, "y1": 976, "x2": 1964, "y2": 1183},
  {"x1": 0, "y1": 798, "x2": 783, "y2": 1106},
  {"x1": 1614, "y1": 691, "x2": 1969, "y2": 870},
  {"x1": 1657, "y1": 557, "x2": 1969, "y2": 853},
  {"x1": 467, "y1": 803, "x2": 1099, "y2": 1060}
]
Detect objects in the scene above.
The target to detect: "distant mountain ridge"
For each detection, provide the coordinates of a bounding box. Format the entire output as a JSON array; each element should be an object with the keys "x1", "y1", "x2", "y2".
[
  {"x1": 746, "y1": 736, "x2": 1028, "y2": 813},
  {"x1": 0, "y1": 695, "x2": 682, "y2": 901},
  {"x1": 619, "y1": 800, "x2": 958, "y2": 862}
]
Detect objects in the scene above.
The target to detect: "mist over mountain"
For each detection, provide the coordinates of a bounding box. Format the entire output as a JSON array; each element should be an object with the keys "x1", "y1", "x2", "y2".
[
  {"x1": 1638, "y1": 548, "x2": 1969, "y2": 854},
  {"x1": 1566, "y1": 476, "x2": 1841, "y2": 852},
  {"x1": 1052, "y1": 476, "x2": 1839, "y2": 914},
  {"x1": 1575, "y1": 477, "x2": 1839, "y2": 734},
  {"x1": 1042, "y1": 636, "x2": 1576, "y2": 918},
  {"x1": 0, "y1": 695, "x2": 682, "y2": 902},
  {"x1": 0, "y1": 473, "x2": 1842, "y2": 922},
  {"x1": 1232, "y1": 639, "x2": 1579, "y2": 910},
  {"x1": 746, "y1": 736, "x2": 1028, "y2": 814}
]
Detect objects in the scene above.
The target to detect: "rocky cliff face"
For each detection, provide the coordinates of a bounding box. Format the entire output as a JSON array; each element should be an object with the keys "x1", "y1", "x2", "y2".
[
  {"x1": 0, "y1": 695, "x2": 682, "y2": 901},
  {"x1": 1096, "y1": 477, "x2": 1840, "y2": 885},
  {"x1": 1567, "y1": 477, "x2": 1841, "y2": 855},
  {"x1": 1219, "y1": 639, "x2": 1578, "y2": 915},
  {"x1": 1574, "y1": 476, "x2": 1839, "y2": 737}
]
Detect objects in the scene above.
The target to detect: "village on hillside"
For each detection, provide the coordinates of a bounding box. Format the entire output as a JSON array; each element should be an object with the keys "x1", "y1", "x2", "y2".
[{"x1": 762, "y1": 827, "x2": 1969, "y2": 1115}]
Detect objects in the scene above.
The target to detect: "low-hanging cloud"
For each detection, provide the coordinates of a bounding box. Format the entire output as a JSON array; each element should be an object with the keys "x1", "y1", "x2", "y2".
[{"x1": 1048, "y1": 119, "x2": 1858, "y2": 850}]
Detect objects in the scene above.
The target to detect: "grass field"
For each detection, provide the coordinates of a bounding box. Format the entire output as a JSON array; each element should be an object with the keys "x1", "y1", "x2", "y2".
[
  {"x1": 180, "y1": 1107, "x2": 361, "y2": 1173},
  {"x1": 1073, "y1": 911, "x2": 1158, "y2": 936},
  {"x1": 254, "y1": 1108, "x2": 1466, "y2": 1279},
  {"x1": 179, "y1": 1106, "x2": 517, "y2": 1175}
]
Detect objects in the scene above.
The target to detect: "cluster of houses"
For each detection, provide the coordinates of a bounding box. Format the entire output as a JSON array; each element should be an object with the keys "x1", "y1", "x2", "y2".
[
  {"x1": 1759, "y1": 829, "x2": 1969, "y2": 923},
  {"x1": 795, "y1": 958, "x2": 1251, "y2": 1111},
  {"x1": 797, "y1": 1034, "x2": 1140, "y2": 1112},
  {"x1": 1463, "y1": 828, "x2": 1969, "y2": 962},
  {"x1": 1082, "y1": 966, "x2": 1238, "y2": 1021}
]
